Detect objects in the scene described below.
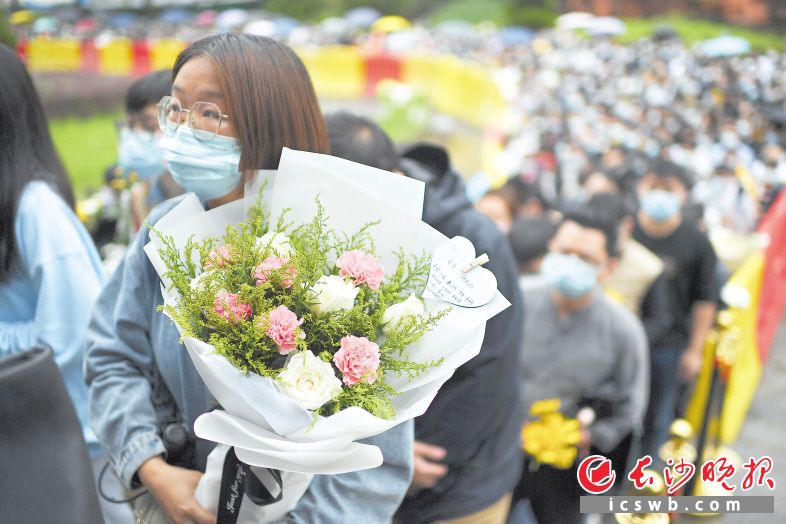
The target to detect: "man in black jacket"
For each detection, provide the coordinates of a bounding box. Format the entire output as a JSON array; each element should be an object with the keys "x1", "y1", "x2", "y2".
[{"x1": 325, "y1": 112, "x2": 524, "y2": 524}]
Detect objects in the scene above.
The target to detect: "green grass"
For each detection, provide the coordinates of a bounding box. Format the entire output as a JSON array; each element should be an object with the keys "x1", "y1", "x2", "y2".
[
  {"x1": 49, "y1": 112, "x2": 121, "y2": 196},
  {"x1": 428, "y1": 0, "x2": 510, "y2": 26},
  {"x1": 619, "y1": 16, "x2": 785, "y2": 52}
]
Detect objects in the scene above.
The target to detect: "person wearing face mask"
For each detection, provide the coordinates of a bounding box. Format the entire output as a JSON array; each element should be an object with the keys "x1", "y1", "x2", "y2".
[
  {"x1": 587, "y1": 193, "x2": 672, "y2": 347},
  {"x1": 99, "y1": 71, "x2": 184, "y2": 246},
  {"x1": 514, "y1": 208, "x2": 648, "y2": 524},
  {"x1": 324, "y1": 113, "x2": 524, "y2": 524},
  {"x1": 632, "y1": 159, "x2": 719, "y2": 457},
  {"x1": 117, "y1": 70, "x2": 184, "y2": 225},
  {"x1": 85, "y1": 35, "x2": 413, "y2": 524}
]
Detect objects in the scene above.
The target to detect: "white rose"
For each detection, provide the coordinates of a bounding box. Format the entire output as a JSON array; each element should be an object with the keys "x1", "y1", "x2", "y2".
[
  {"x1": 256, "y1": 232, "x2": 293, "y2": 258},
  {"x1": 309, "y1": 275, "x2": 359, "y2": 315},
  {"x1": 190, "y1": 270, "x2": 216, "y2": 292},
  {"x1": 277, "y1": 351, "x2": 342, "y2": 410},
  {"x1": 381, "y1": 294, "x2": 426, "y2": 334}
]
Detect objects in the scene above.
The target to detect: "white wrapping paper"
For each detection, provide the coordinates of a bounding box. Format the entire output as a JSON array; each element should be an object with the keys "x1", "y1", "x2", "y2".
[{"x1": 144, "y1": 148, "x2": 510, "y2": 522}]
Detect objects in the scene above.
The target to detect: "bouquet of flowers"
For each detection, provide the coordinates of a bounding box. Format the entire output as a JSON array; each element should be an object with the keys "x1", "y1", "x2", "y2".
[
  {"x1": 521, "y1": 399, "x2": 581, "y2": 470},
  {"x1": 144, "y1": 149, "x2": 509, "y2": 522}
]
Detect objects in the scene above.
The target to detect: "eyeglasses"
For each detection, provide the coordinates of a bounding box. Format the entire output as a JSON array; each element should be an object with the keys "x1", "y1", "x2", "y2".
[{"x1": 157, "y1": 95, "x2": 230, "y2": 142}]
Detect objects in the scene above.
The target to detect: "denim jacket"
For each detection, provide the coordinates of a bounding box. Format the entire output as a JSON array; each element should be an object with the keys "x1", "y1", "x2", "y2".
[{"x1": 84, "y1": 196, "x2": 413, "y2": 522}]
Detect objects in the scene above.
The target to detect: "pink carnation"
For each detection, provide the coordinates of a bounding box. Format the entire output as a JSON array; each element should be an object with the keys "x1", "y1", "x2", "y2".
[
  {"x1": 260, "y1": 305, "x2": 305, "y2": 355},
  {"x1": 336, "y1": 250, "x2": 385, "y2": 290},
  {"x1": 204, "y1": 245, "x2": 233, "y2": 270},
  {"x1": 213, "y1": 290, "x2": 252, "y2": 323},
  {"x1": 253, "y1": 257, "x2": 297, "y2": 288},
  {"x1": 333, "y1": 335, "x2": 380, "y2": 386}
]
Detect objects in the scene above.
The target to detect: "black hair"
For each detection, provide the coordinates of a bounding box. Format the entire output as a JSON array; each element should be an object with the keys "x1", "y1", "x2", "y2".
[
  {"x1": 503, "y1": 176, "x2": 550, "y2": 210},
  {"x1": 324, "y1": 111, "x2": 399, "y2": 172},
  {"x1": 645, "y1": 158, "x2": 694, "y2": 189},
  {"x1": 559, "y1": 206, "x2": 619, "y2": 258},
  {"x1": 0, "y1": 44, "x2": 73, "y2": 282},
  {"x1": 587, "y1": 192, "x2": 637, "y2": 226},
  {"x1": 125, "y1": 69, "x2": 173, "y2": 114},
  {"x1": 580, "y1": 169, "x2": 624, "y2": 193},
  {"x1": 509, "y1": 216, "x2": 557, "y2": 267}
]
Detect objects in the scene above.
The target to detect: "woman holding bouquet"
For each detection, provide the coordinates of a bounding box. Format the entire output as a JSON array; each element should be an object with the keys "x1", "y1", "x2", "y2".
[{"x1": 85, "y1": 34, "x2": 413, "y2": 524}]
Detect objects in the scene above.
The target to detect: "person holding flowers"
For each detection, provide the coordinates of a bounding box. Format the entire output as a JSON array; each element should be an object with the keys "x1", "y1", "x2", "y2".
[
  {"x1": 85, "y1": 34, "x2": 413, "y2": 524},
  {"x1": 514, "y1": 207, "x2": 648, "y2": 524}
]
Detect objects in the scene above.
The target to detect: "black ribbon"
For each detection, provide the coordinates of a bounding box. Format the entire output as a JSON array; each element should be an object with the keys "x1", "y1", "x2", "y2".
[{"x1": 217, "y1": 447, "x2": 283, "y2": 524}]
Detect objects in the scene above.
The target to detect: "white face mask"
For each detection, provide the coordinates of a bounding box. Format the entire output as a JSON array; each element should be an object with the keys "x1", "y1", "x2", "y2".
[{"x1": 159, "y1": 127, "x2": 242, "y2": 201}]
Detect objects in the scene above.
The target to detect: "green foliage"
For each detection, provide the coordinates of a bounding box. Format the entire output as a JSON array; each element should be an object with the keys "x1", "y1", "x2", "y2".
[
  {"x1": 428, "y1": 0, "x2": 509, "y2": 25},
  {"x1": 263, "y1": 0, "x2": 430, "y2": 22},
  {"x1": 155, "y1": 194, "x2": 444, "y2": 418},
  {"x1": 505, "y1": 0, "x2": 558, "y2": 29},
  {"x1": 50, "y1": 112, "x2": 122, "y2": 197},
  {"x1": 618, "y1": 16, "x2": 784, "y2": 52}
]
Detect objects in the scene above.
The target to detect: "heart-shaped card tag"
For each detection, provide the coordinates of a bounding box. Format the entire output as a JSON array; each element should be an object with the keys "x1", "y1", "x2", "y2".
[{"x1": 422, "y1": 236, "x2": 497, "y2": 308}]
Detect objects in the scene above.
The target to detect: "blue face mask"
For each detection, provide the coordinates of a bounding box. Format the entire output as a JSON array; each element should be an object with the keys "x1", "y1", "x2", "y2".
[
  {"x1": 118, "y1": 128, "x2": 163, "y2": 181},
  {"x1": 641, "y1": 190, "x2": 681, "y2": 223},
  {"x1": 541, "y1": 252, "x2": 598, "y2": 299},
  {"x1": 159, "y1": 127, "x2": 242, "y2": 201}
]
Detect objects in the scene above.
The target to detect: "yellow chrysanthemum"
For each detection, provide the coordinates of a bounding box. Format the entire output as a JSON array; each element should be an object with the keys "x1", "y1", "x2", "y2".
[{"x1": 521, "y1": 398, "x2": 581, "y2": 470}]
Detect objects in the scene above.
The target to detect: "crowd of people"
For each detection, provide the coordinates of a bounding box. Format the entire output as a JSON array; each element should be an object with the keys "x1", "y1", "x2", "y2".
[{"x1": 2, "y1": 9, "x2": 785, "y2": 524}]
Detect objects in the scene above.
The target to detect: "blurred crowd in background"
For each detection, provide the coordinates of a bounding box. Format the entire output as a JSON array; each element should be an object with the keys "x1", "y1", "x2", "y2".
[{"x1": 3, "y1": 3, "x2": 786, "y2": 523}]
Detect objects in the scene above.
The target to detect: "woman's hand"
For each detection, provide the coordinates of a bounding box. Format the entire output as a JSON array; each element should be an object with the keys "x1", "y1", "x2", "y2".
[{"x1": 137, "y1": 456, "x2": 217, "y2": 524}]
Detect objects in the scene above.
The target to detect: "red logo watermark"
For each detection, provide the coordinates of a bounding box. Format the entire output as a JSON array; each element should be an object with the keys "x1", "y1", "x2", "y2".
[
  {"x1": 577, "y1": 455, "x2": 617, "y2": 494},
  {"x1": 577, "y1": 454, "x2": 776, "y2": 494}
]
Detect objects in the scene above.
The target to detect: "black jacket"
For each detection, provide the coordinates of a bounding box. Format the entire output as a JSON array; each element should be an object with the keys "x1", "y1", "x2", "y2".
[{"x1": 395, "y1": 145, "x2": 525, "y2": 522}]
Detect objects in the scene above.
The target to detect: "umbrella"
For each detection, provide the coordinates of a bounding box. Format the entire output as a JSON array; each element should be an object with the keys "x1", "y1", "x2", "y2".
[
  {"x1": 499, "y1": 26, "x2": 534, "y2": 47},
  {"x1": 434, "y1": 19, "x2": 475, "y2": 38},
  {"x1": 109, "y1": 12, "x2": 137, "y2": 29},
  {"x1": 31, "y1": 16, "x2": 58, "y2": 34},
  {"x1": 9, "y1": 10, "x2": 36, "y2": 25},
  {"x1": 371, "y1": 15, "x2": 411, "y2": 34},
  {"x1": 701, "y1": 35, "x2": 751, "y2": 57},
  {"x1": 588, "y1": 16, "x2": 626, "y2": 36},
  {"x1": 345, "y1": 6, "x2": 380, "y2": 28},
  {"x1": 195, "y1": 10, "x2": 217, "y2": 28},
  {"x1": 160, "y1": 8, "x2": 192, "y2": 25},
  {"x1": 216, "y1": 8, "x2": 249, "y2": 28},
  {"x1": 555, "y1": 12, "x2": 594, "y2": 31}
]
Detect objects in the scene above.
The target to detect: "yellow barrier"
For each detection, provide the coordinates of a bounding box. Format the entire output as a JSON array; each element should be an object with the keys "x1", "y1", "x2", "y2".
[
  {"x1": 402, "y1": 54, "x2": 506, "y2": 129},
  {"x1": 26, "y1": 39, "x2": 507, "y2": 180},
  {"x1": 296, "y1": 46, "x2": 365, "y2": 99},
  {"x1": 686, "y1": 252, "x2": 765, "y2": 443},
  {"x1": 27, "y1": 37, "x2": 81, "y2": 72},
  {"x1": 98, "y1": 38, "x2": 132, "y2": 76},
  {"x1": 150, "y1": 39, "x2": 187, "y2": 71}
]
